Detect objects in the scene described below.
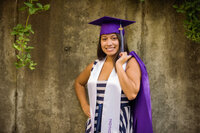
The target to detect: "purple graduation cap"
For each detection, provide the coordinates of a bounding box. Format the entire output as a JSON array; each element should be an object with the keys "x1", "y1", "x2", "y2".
[{"x1": 89, "y1": 16, "x2": 136, "y2": 52}]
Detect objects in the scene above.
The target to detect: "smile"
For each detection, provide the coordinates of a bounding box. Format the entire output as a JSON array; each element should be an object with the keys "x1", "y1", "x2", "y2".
[{"x1": 106, "y1": 47, "x2": 115, "y2": 52}]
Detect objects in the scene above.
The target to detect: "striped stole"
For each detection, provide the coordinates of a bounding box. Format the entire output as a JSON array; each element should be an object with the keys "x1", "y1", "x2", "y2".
[{"x1": 87, "y1": 58, "x2": 126, "y2": 133}]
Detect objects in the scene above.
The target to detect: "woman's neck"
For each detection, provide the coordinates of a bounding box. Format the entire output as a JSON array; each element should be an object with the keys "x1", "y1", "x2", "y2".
[{"x1": 106, "y1": 56, "x2": 114, "y2": 63}]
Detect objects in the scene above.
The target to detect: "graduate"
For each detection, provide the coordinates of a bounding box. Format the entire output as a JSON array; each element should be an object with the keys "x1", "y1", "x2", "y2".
[{"x1": 75, "y1": 16, "x2": 153, "y2": 133}]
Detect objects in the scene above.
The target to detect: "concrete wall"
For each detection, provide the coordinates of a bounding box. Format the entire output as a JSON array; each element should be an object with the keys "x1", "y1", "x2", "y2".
[
  {"x1": 0, "y1": 0, "x2": 17, "y2": 132},
  {"x1": 0, "y1": 0, "x2": 200, "y2": 132}
]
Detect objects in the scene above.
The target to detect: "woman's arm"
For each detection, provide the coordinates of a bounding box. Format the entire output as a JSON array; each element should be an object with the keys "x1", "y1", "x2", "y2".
[
  {"x1": 116, "y1": 52, "x2": 141, "y2": 100},
  {"x1": 74, "y1": 62, "x2": 93, "y2": 117}
]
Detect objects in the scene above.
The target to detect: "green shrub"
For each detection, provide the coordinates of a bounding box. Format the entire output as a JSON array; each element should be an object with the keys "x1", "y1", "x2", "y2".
[{"x1": 173, "y1": 0, "x2": 200, "y2": 43}]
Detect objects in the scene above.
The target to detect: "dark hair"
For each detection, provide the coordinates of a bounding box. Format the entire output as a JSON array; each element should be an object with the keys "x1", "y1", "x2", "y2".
[{"x1": 97, "y1": 33, "x2": 129, "y2": 64}]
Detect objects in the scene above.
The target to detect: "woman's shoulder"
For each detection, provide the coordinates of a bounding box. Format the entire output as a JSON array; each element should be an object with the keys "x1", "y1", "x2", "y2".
[
  {"x1": 127, "y1": 57, "x2": 137, "y2": 64},
  {"x1": 86, "y1": 59, "x2": 99, "y2": 72},
  {"x1": 92, "y1": 58, "x2": 105, "y2": 66},
  {"x1": 126, "y1": 57, "x2": 140, "y2": 69},
  {"x1": 93, "y1": 59, "x2": 99, "y2": 65}
]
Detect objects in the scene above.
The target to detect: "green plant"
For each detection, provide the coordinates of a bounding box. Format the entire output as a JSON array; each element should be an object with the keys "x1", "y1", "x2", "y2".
[
  {"x1": 173, "y1": 0, "x2": 200, "y2": 43},
  {"x1": 11, "y1": 0, "x2": 50, "y2": 70}
]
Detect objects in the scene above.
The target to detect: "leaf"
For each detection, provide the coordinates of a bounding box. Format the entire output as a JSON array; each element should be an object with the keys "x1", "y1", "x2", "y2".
[
  {"x1": 24, "y1": 28, "x2": 29, "y2": 33},
  {"x1": 16, "y1": 55, "x2": 21, "y2": 59},
  {"x1": 27, "y1": 53, "x2": 31, "y2": 58},
  {"x1": 177, "y1": 9, "x2": 185, "y2": 13},
  {"x1": 19, "y1": 32, "x2": 24, "y2": 36},
  {"x1": 25, "y1": 46, "x2": 34, "y2": 52},
  {"x1": 19, "y1": 6, "x2": 27, "y2": 11},
  {"x1": 24, "y1": 25, "x2": 33, "y2": 33},
  {"x1": 24, "y1": 38, "x2": 30, "y2": 42},
  {"x1": 24, "y1": 31, "x2": 30, "y2": 36},
  {"x1": 16, "y1": 40, "x2": 21, "y2": 45},
  {"x1": 11, "y1": 31, "x2": 18, "y2": 35},
  {"x1": 193, "y1": 15, "x2": 198, "y2": 21},
  {"x1": 30, "y1": 31, "x2": 34, "y2": 34},
  {"x1": 29, "y1": 62, "x2": 37, "y2": 70},
  {"x1": 26, "y1": 24, "x2": 32, "y2": 30},
  {"x1": 21, "y1": 54, "x2": 26, "y2": 60},
  {"x1": 180, "y1": 4, "x2": 185, "y2": 9},
  {"x1": 36, "y1": 3, "x2": 43, "y2": 9},
  {"x1": 22, "y1": 63, "x2": 26, "y2": 67},
  {"x1": 44, "y1": 4, "x2": 50, "y2": 10},
  {"x1": 197, "y1": 7, "x2": 200, "y2": 11},
  {"x1": 15, "y1": 62, "x2": 21, "y2": 69},
  {"x1": 173, "y1": 5, "x2": 178, "y2": 9},
  {"x1": 24, "y1": 2, "x2": 33, "y2": 8},
  {"x1": 30, "y1": 29, "x2": 34, "y2": 34},
  {"x1": 27, "y1": 46, "x2": 34, "y2": 49},
  {"x1": 19, "y1": 36, "x2": 24, "y2": 41},
  {"x1": 24, "y1": 58, "x2": 31, "y2": 65},
  {"x1": 29, "y1": 66, "x2": 35, "y2": 70},
  {"x1": 25, "y1": 49, "x2": 30, "y2": 52},
  {"x1": 33, "y1": 63, "x2": 37, "y2": 66},
  {"x1": 29, "y1": 8, "x2": 36, "y2": 15},
  {"x1": 13, "y1": 27, "x2": 17, "y2": 31},
  {"x1": 13, "y1": 43, "x2": 21, "y2": 51},
  {"x1": 18, "y1": 56, "x2": 23, "y2": 62},
  {"x1": 32, "y1": 0, "x2": 39, "y2": 1},
  {"x1": 185, "y1": 3, "x2": 191, "y2": 10},
  {"x1": 16, "y1": 24, "x2": 23, "y2": 29}
]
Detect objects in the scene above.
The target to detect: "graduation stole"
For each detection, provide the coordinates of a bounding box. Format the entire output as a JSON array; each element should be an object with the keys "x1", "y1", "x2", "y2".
[{"x1": 87, "y1": 58, "x2": 126, "y2": 133}]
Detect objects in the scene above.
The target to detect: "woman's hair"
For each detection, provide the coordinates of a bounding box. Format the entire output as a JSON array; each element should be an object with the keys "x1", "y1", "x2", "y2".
[{"x1": 97, "y1": 33, "x2": 129, "y2": 64}]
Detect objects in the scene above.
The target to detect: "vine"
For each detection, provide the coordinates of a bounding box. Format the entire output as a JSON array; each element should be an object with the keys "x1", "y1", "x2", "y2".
[
  {"x1": 11, "y1": 0, "x2": 50, "y2": 70},
  {"x1": 173, "y1": 0, "x2": 200, "y2": 43}
]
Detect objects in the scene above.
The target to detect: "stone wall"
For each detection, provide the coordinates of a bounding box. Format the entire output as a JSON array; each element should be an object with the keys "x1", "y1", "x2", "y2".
[{"x1": 0, "y1": 0, "x2": 199, "y2": 132}]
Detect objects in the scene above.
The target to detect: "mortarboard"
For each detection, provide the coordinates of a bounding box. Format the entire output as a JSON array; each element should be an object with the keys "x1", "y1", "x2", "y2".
[{"x1": 89, "y1": 16, "x2": 136, "y2": 52}]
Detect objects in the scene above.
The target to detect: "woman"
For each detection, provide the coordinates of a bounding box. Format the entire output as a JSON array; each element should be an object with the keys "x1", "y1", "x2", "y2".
[{"x1": 75, "y1": 16, "x2": 153, "y2": 133}]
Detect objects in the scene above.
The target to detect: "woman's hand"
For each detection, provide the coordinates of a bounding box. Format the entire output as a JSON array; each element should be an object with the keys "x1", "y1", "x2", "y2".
[
  {"x1": 82, "y1": 104, "x2": 91, "y2": 118},
  {"x1": 116, "y1": 52, "x2": 132, "y2": 66}
]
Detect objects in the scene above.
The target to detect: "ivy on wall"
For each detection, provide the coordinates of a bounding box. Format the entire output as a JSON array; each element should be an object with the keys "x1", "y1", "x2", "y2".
[
  {"x1": 11, "y1": 0, "x2": 50, "y2": 70},
  {"x1": 173, "y1": 0, "x2": 200, "y2": 43},
  {"x1": 139, "y1": 0, "x2": 200, "y2": 43}
]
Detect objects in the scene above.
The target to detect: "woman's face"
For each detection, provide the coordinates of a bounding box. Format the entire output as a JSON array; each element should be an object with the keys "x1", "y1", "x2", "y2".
[{"x1": 100, "y1": 33, "x2": 119, "y2": 57}]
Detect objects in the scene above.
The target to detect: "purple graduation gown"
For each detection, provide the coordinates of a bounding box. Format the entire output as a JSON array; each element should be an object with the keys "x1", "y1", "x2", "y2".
[{"x1": 129, "y1": 51, "x2": 153, "y2": 133}]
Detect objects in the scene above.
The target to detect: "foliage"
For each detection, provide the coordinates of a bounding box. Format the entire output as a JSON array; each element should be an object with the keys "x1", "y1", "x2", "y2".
[
  {"x1": 11, "y1": 0, "x2": 50, "y2": 70},
  {"x1": 173, "y1": 0, "x2": 200, "y2": 43}
]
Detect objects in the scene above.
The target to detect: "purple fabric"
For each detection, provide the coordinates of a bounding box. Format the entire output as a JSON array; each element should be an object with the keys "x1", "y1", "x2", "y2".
[
  {"x1": 129, "y1": 51, "x2": 153, "y2": 133},
  {"x1": 100, "y1": 23, "x2": 124, "y2": 35},
  {"x1": 89, "y1": 16, "x2": 136, "y2": 35}
]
